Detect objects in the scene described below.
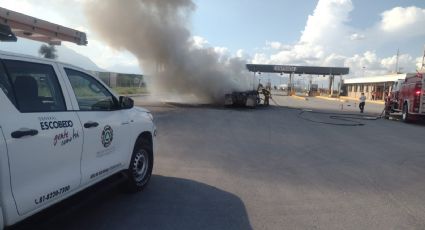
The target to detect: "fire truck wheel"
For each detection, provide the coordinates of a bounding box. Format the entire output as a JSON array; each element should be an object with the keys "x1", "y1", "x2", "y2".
[{"x1": 402, "y1": 103, "x2": 409, "y2": 122}]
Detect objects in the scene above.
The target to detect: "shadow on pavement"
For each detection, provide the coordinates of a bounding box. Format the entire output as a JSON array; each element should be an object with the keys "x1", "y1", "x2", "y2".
[{"x1": 11, "y1": 175, "x2": 252, "y2": 230}]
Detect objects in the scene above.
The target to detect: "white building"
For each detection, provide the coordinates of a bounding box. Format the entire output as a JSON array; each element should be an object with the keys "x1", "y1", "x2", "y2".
[{"x1": 343, "y1": 73, "x2": 416, "y2": 100}]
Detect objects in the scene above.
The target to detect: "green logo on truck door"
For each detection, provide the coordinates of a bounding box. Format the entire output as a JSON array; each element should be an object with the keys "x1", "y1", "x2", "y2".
[{"x1": 101, "y1": 125, "x2": 113, "y2": 148}]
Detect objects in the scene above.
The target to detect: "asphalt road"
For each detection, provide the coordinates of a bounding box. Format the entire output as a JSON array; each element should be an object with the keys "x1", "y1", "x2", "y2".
[{"x1": 13, "y1": 96, "x2": 425, "y2": 230}]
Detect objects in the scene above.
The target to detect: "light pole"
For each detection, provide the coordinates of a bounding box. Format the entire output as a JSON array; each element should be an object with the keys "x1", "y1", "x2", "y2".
[
  {"x1": 257, "y1": 72, "x2": 262, "y2": 90},
  {"x1": 338, "y1": 75, "x2": 343, "y2": 97},
  {"x1": 362, "y1": 66, "x2": 366, "y2": 78},
  {"x1": 253, "y1": 71, "x2": 256, "y2": 91},
  {"x1": 280, "y1": 73, "x2": 283, "y2": 88}
]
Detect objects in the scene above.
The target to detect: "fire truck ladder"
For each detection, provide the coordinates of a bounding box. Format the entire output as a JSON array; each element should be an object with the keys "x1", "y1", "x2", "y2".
[{"x1": 0, "y1": 7, "x2": 87, "y2": 46}]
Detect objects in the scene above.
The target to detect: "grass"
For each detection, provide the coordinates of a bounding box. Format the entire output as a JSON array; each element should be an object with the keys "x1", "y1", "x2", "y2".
[{"x1": 111, "y1": 87, "x2": 149, "y2": 95}]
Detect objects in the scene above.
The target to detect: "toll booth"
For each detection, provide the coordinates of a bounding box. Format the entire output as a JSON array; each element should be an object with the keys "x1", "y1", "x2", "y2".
[
  {"x1": 309, "y1": 84, "x2": 319, "y2": 96},
  {"x1": 246, "y1": 64, "x2": 350, "y2": 97}
]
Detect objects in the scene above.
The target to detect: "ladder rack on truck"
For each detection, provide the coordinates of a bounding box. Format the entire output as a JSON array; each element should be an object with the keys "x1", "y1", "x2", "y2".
[{"x1": 0, "y1": 7, "x2": 87, "y2": 46}]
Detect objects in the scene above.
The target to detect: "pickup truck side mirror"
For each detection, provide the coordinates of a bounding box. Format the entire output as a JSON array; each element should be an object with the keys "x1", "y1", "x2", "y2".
[{"x1": 119, "y1": 96, "x2": 134, "y2": 109}]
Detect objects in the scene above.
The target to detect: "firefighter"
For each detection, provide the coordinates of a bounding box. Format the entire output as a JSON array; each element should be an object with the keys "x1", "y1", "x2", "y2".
[
  {"x1": 257, "y1": 83, "x2": 264, "y2": 91},
  {"x1": 262, "y1": 88, "x2": 271, "y2": 106},
  {"x1": 256, "y1": 83, "x2": 264, "y2": 104}
]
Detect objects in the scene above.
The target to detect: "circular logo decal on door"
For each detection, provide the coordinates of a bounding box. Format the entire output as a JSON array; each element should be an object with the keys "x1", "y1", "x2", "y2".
[{"x1": 101, "y1": 125, "x2": 114, "y2": 148}]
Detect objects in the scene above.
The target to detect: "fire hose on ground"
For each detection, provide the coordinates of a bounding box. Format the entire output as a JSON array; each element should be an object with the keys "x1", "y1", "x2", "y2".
[{"x1": 270, "y1": 97, "x2": 386, "y2": 127}]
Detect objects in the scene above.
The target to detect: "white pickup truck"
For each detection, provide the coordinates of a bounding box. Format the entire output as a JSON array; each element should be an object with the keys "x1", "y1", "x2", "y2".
[{"x1": 0, "y1": 51, "x2": 156, "y2": 228}]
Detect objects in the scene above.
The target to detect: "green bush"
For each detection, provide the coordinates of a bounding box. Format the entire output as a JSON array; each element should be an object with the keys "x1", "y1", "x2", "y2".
[{"x1": 112, "y1": 87, "x2": 148, "y2": 95}]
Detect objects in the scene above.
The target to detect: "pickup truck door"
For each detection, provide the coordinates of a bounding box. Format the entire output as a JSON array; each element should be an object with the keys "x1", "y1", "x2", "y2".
[
  {"x1": 60, "y1": 67, "x2": 130, "y2": 185},
  {"x1": 0, "y1": 58, "x2": 83, "y2": 215}
]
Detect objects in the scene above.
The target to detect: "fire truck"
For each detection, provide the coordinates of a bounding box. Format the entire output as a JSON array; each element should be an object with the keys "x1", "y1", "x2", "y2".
[{"x1": 385, "y1": 72, "x2": 425, "y2": 121}]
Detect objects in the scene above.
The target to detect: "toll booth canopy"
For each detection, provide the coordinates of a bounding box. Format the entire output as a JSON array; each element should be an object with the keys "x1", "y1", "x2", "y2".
[{"x1": 246, "y1": 64, "x2": 349, "y2": 76}]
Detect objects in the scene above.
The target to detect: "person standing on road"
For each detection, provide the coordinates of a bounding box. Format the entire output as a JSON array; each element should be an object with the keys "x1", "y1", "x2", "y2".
[
  {"x1": 262, "y1": 88, "x2": 271, "y2": 106},
  {"x1": 359, "y1": 93, "x2": 366, "y2": 113}
]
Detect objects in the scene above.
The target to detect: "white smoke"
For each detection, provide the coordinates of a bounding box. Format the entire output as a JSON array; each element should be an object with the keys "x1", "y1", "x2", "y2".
[{"x1": 82, "y1": 0, "x2": 251, "y2": 103}]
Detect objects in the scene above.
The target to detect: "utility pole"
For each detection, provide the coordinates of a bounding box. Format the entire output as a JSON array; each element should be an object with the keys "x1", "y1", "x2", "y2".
[
  {"x1": 395, "y1": 48, "x2": 400, "y2": 73},
  {"x1": 288, "y1": 73, "x2": 293, "y2": 96}
]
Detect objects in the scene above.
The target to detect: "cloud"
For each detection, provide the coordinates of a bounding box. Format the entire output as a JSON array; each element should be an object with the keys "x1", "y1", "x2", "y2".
[
  {"x1": 268, "y1": 41, "x2": 283, "y2": 50},
  {"x1": 265, "y1": 41, "x2": 292, "y2": 51},
  {"x1": 380, "y1": 6, "x2": 425, "y2": 35},
  {"x1": 340, "y1": 51, "x2": 420, "y2": 77},
  {"x1": 213, "y1": 47, "x2": 229, "y2": 56},
  {"x1": 380, "y1": 54, "x2": 414, "y2": 72},
  {"x1": 236, "y1": 49, "x2": 245, "y2": 59},
  {"x1": 252, "y1": 53, "x2": 269, "y2": 65},
  {"x1": 267, "y1": 43, "x2": 325, "y2": 65},
  {"x1": 350, "y1": 33, "x2": 365, "y2": 41},
  {"x1": 191, "y1": 36, "x2": 232, "y2": 59},
  {"x1": 322, "y1": 53, "x2": 346, "y2": 66},
  {"x1": 253, "y1": 0, "x2": 354, "y2": 67},
  {"x1": 191, "y1": 36, "x2": 209, "y2": 49},
  {"x1": 251, "y1": 0, "x2": 424, "y2": 77},
  {"x1": 300, "y1": 0, "x2": 353, "y2": 44}
]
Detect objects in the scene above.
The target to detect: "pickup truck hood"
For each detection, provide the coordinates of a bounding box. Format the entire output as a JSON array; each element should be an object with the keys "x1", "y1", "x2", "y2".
[{"x1": 134, "y1": 106, "x2": 151, "y2": 113}]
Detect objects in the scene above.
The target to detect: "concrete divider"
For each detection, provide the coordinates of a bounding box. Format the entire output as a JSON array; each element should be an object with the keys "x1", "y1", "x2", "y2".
[
  {"x1": 315, "y1": 96, "x2": 343, "y2": 102},
  {"x1": 340, "y1": 96, "x2": 385, "y2": 105},
  {"x1": 291, "y1": 95, "x2": 308, "y2": 100}
]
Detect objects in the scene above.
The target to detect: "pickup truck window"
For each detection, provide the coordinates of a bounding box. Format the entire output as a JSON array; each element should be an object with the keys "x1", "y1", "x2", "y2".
[
  {"x1": 2, "y1": 60, "x2": 66, "y2": 113},
  {"x1": 0, "y1": 61, "x2": 16, "y2": 105},
  {"x1": 65, "y1": 68, "x2": 118, "y2": 111}
]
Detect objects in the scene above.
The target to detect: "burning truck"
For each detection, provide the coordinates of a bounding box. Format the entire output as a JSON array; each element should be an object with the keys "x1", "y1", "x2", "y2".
[
  {"x1": 224, "y1": 84, "x2": 273, "y2": 108},
  {"x1": 224, "y1": 91, "x2": 259, "y2": 107}
]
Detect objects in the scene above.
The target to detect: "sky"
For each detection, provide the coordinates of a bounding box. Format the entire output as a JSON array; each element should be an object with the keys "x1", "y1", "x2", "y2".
[
  {"x1": 192, "y1": 0, "x2": 424, "y2": 57},
  {"x1": 0, "y1": 0, "x2": 424, "y2": 79}
]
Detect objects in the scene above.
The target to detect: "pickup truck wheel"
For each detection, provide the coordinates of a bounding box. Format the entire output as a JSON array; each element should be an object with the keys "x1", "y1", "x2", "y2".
[
  {"x1": 126, "y1": 140, "x2": 153, "y2": 192},
  {"x1": 402, "y1": 103, "x2": 409, "y2": 122}
]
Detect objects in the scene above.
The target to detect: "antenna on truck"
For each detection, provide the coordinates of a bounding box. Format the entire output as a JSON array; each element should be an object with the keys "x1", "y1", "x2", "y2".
[
  {"x1": 0, "y1": 7, "x2": 87, "y2": 46},
  {"x1": 421, "y1": 45, "x2": 425, "y2": 72}
]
